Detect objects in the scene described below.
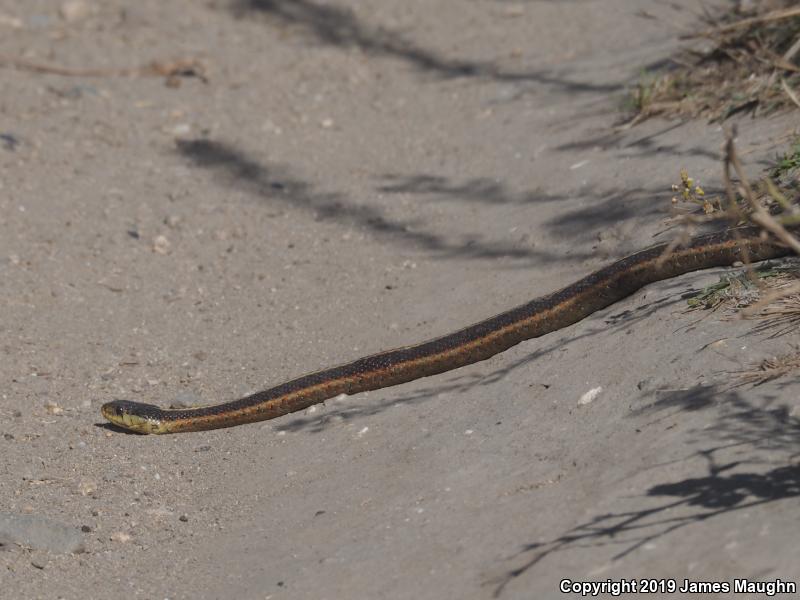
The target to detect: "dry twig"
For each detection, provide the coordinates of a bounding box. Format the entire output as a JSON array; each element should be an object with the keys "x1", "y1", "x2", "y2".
[
  {"x1": 627, "y1": 2, "x2": 800, "y2": 123},
  {"x1": 687, "y1": 5, "x2": 800, "y2": 38},
  {"x1": 736, "y1": 349, "x2": 800, "y2": 386},
  {"x1": 724, "y1": 128, "x2": 800, "y2": 255},
  {"x1": 0, "y1": 56, "x2": 208, "y2": 86},
  {"x1": 782, "y1": 77, "x2": 800, "y2": 108}
]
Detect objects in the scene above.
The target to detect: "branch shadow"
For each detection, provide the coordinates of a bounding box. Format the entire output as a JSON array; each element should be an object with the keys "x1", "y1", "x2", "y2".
[
  {"x1": 491, "y1": 385, "x2": 800, "y2": 596},
  {"x1": 229, "y1": 0, "x2": 623, "y2": 92},
  {"x1": 543, "y1": 186, "x2": 668, "y2": 238},
  {"x1": 376, "y1": 174, "x2": 569, "y2": 207},
  {"x1": 176, "y1": 138, "x2": 595, "y2": 263},
  {"x1": 375, "y1": 171, "x2": 674, "y2": 242},
  {"x1": 553, "y1": 120, "x2": 722, "y2": 162}
]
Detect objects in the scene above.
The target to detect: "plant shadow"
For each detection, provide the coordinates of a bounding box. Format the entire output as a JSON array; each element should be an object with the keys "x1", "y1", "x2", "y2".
[
  {"x1": 490, "y1": 385, "x2": 800, "y2": 596},
  {"x1": 229, "y1": 0, "x2": 624, "y2": 92}
]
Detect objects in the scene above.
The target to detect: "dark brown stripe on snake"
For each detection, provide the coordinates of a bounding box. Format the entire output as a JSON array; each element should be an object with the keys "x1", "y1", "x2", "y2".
[{"x1": 101, "y1": 226, "x2": 793, "y2": 433}]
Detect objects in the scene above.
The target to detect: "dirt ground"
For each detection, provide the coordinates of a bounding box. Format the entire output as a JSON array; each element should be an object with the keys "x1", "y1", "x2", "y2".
[{"x1": 1, "y1": 1, "x2": 799, "y2": 598}]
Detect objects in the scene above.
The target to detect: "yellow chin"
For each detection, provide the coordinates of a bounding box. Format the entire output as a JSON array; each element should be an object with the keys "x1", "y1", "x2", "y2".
[{"x1": 101, "y1": 405, "x2": 166, "y2": 434}]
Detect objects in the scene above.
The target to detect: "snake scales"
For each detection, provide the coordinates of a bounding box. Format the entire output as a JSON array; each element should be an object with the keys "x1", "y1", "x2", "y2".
[{"x1": 102, "y1": 226, "x2": 791, "y2": 434}]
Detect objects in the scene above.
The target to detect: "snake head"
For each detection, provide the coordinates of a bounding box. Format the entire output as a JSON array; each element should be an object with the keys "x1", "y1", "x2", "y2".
[{"x1": 101, "y1": 400, "x2": 166, "y2": 434}]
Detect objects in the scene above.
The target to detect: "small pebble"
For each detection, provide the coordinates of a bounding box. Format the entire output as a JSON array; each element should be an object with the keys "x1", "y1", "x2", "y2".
[
  {"x1": 44, "y1": 401, "x2": 63, "y2": 415},
  {"x1": 77, "y1": 480, "x2": 97, "y2": 496},
  {"x1": 179, "y1": 514, "x2": 188, "y2": 522},
  {"x1": 59, "y1": 0, "x2": 90, "y2": 22},
  {"x1": 152, "y1": 235, "x2": 171, "y2": 255},
  {"x1": 501, "y1": 4, "x2": 525, "y2": 17},
  {"x1": 0, "y1": 133, "x2": 20, "y2": 151},
  {"x1": 30, "y1": 551, "x2": 49, "y2": 569},
  {"x1": 171, "y1": 123, "x2": 191, "y2": 137},
  {"x1": 570, "y1": 159, "x2": 590, "y2": 170},
  {"x1": 578, "y1": 386, "x2": 603, "y2": 405}
]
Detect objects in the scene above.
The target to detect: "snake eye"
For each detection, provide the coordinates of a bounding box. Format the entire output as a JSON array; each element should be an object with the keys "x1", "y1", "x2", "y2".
[{"x1": 102, "y1": 400, "x2": 133, "y2": 419}]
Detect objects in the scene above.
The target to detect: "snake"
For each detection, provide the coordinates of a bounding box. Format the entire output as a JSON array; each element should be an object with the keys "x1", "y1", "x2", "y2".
[{"x1": 101, "y1": 225, "x2": 793, "y2": 434}]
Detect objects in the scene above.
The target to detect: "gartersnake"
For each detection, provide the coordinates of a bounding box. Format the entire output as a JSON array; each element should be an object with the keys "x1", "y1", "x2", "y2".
[{"x1": 102, "y1": 226, "x2": 792, "y2": 434}]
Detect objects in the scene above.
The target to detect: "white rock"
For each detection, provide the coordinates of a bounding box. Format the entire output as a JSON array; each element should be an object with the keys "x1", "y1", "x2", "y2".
[{"x1": 578, "y1": 386, "x2": 603, "y2": 405}]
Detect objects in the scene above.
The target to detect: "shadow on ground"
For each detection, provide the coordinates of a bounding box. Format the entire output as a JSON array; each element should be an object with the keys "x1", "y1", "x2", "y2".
[
  {"x1": 553, "y1": 120, "x2": 722, "y2": 162},
  {"x1": 377, "y1": 171, "x2": 671, "y2": 240},
  {"x1": 176, "y1": 138, "x2": 602, "y2": 263},
  {"x1": 228, "y1": 0, "x2": 625, "y2": 92},
  {"x1": 491, "y1": 385, "x2": 800, "y2": 596},
  {"x1": 376, "y1": 174, "x2": 568, "y2": 207}
]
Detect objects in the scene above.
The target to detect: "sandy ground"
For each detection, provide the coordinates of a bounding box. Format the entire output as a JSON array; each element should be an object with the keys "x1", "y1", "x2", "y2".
[{"x1": 1, "y1": 1, "x2": 799, "y2": 598}]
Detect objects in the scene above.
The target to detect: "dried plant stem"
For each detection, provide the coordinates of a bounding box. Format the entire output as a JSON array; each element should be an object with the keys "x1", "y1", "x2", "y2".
[
  {"x1": 740, "y1": 280, "x2": 800, "y2": 318},
  {"x1": 725, "y1": 128, "x2": 800, "y2": 255},
  {"x1": 784, "y1": 34, "x2": 800, "y2": 62},
  {"x1": 689, "y1": 6, "x2": 800, "y2": 38},
  {"x1": 0, "y1": 56, "x2": 207, "y2": 83},
  {"x1": 781, "y1": 78, "x2": 800, "y2": 109}
]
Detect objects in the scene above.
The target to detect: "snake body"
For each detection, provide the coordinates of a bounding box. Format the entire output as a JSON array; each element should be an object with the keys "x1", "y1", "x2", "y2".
[{"x1": 102, "y1": 226, "x2": 791, "y2": 434}]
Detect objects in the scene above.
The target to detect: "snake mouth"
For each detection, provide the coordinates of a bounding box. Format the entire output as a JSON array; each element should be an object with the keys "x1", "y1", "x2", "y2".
[{"x1": 101, "y1": 400, "x2": 165, "y2": 434}]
